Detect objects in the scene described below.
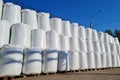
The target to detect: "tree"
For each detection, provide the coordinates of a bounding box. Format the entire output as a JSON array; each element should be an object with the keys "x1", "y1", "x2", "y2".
[{"x1": 104, "y1": 29, "x2": 113, "y2": 36}]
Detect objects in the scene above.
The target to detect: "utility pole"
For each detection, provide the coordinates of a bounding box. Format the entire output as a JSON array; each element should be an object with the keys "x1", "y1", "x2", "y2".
[{"x1": 90, "y1": 10, "x2": 102, "y2": 28}]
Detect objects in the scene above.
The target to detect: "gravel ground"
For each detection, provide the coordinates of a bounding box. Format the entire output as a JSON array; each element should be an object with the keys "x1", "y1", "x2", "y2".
[{"x1": 14, "y1": 68, "x2": 120, "y2": 80}]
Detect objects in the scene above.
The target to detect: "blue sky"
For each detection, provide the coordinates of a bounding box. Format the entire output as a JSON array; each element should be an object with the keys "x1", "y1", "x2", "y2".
[{"x1": 4, "y1": 0, "x2": 120, "y2": 32}]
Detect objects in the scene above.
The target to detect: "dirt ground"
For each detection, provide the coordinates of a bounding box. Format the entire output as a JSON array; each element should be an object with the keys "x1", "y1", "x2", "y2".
[{"x1": 14, "y1": 68, "x2": 120, "y2": 80}]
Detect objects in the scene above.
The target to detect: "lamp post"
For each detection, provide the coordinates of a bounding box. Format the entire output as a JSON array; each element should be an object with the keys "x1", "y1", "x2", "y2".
[{"x1": 90, "y1": 10, "x2": 102, "y2": 28}]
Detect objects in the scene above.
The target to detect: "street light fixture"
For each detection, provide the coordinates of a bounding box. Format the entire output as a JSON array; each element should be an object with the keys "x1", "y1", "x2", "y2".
[{"x1": 90, "y1": 10, "x2": 102, "y2": 28}]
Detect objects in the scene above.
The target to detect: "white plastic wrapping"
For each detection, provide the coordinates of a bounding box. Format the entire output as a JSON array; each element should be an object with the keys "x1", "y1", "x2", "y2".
[
  {"x1": 71, "y1": 23, "x2": 79, "y2": 37},
  {"x1": 0, "y1": 0, "x2": 3, "y2": 19},
  {"x1": 101, "y1": 53, "x2": 107, "y2": 68},
  {"x1": 111, "y1": 44, "x2": 117, "y2": 55},
  {"x1": 86, "y1": 28, "x2": 92, "y2": 40},
  {"x1": 22, "y1": 48, "x2": 42, "y2": 74},
  {"x1": 69, "y1": 51, "x2": 80, "y2": 70},
  {"x1": 0, "y1": 44, "x2": 23, "y2": 76},
  {"x1": 42, "y1": 49, "x2": 58, "y2": 73},
  {"x1": 50, "y1": 18, "x2": 62, "y2": 34},
  {"x1": 98, "y1": 32, "x2": 104, "y2": 42},
  {"x1": 69, "y1": 37, "x2": 79, "y2": 51},
  {"x1": 93, "y1": 41, "x2": 101, "y2": 53},
  {"x1": 109, "y1": 35, "x2": 113, "y2": 44},
  {"x1": 79, "y1": 52, "x2": 88, "y2": 69},
  {"x1": 31, "y1": 29, "x2": 46, "y2": 50},
  {"x1": 104, "y1": 33, "x2": 109, "y2": 43},
  {"x1": 87, "y1": 52, "x2": 95, "y2": 69},
  {"x1": 116, "y1": 55, "x2": 120, "y2": 67},
  {"x1": 22, "y1": 9, "x2": 38, "y2": 30},
  {"x1": 79, "y1": 38, "x2": 87, "y2": 53},
  {"x1": 62, "y1": 21, "x2": 71, "y2": 37},
  {"x1": 79, "y1": 26, "x2": 86, "y2": 39},
  {"x1": 59, "y1": 35, "x2": 70, "y2": 51},
  {"x1": 105, "y1": 43, "x2": 111, "y2": 54},
  {"x1": 10, "y1": 23, "x2": 31, "y2": 48},
  {"x1": 86, "y1": 40, "x2": 93, "y2": 52},
  {"x1": 0, "y1": 20, "x2": 10, "y2": 47},
  {"x1": 92, "y1": 30, "x2": 99, "y2": 41},
  {"x1": 37, "y1": 12, "x2": 50, "y2": 31},
  {"x1": 116, "y1": 45, "x2": 120, "y2": 54},
  {"x1": 95, "y1": 53, "x2": 102, "y2": 68},
  {"x1": 106, "y1": 54, "x2": 112, "y2": 67},
  {"x1": 99, "y1": 42, "x2": 106, "y2": 53},
  {"x1": 58, "y1": 51, "x2": 70, "y2": 71},
  {"x1": 2, "y1": 3, "x2": 21, "y2": 24},
  {"x1": 46, "y1": 30, "x2": 60, "y2": 50},
  {"x1": 111, "y1": 54, "x2": 117, "y2": 67}
]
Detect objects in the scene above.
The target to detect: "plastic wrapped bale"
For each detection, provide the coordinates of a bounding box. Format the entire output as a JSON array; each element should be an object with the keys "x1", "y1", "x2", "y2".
[
  {"x1": 37, "y1": 12, "x2": 51, "y2": 31},
  {"x1": 92, "y1": 30, "x2": 99, "y2": 41},
  {"x1": 71, "y1": 23, "x2": 79, "y2": 38},
  {"x1": 106, "y1": 54, "x2": 112, "y2": 67},
  {"x1": 58, "y1": 51, "x2": 70, "y2": 71},
  {"x1": 105, "y1": 43, "x2": 111, "y2": 54},
  {"x1": 50, "y1": 18, "x2": 62, "y2": 35},
  {"x1": 87, "y1": 52, "x2": 95, "y2": 69},
  {"x1": 86, "y1": 40, "x2": 93, "y2": 52},
  {"x1": 86, "y1": 28, "x2": 92, "y2": 40},
  {"x1": 22, "y1": 48, "x2": 42, "y2": 74},
  {"x1": 79, "y1": 52, "x2": 88, "y2": 69},
  {"x1": 114, "y1": 37, "x2": 119, "y2": 45},
  {"x1": 101, "y1": 53, "x2": 107, "y2": 68},
  {"x1": 93, "y1": 41, "x2": 101, "y2": 53},
  {"x1": 0, "y1": 0, "x2": 3, "y2": 19},
  {"x1": 104, "y1": 33, "x2": 109, "y2": 43},
  {"x1": 0, "y1": 20, "x2": 10, "y2": 47},
  {"x1": 94, "y1": 53, "x2": 102, "y2": 68},
  {"x1": 79, "y1": 38, "x2": 87, "y2": 53},
  {"x1": 22, "y1": 9, "x2": 38, "y2": 30},
  {"x1": 98, "y1": 32, "x2": 104, "y2": 42},
  {"x1": 111, "y1": 54, "x2": 117, "y2": 67},
  {"x1": 69, "y1": 51, "x2": 80, "y2": 70},
  {"x1": 10, "y1": 23, "x2": 31, "y2": 48},
  {"x1": 111, "y1": 44, "x2": 117, "y2": 55},
  {"x1": 69, "y1": 37, "x2": 79, "y2": 51},
  {"x1": 46, "y1": 30, "x2": 60, "y2": 50},
  {"x1": 31, "y1": 29, "x2": 46, "y2": 50},
  {"x1": 42, "y1": 49, "x2": 58, "y2": 73},
  {"x1": 0, "y1": 44, "x2": 23, "y2": 76},
  {"x1": 79, "y1": 26, "x2": 86, "y2": 40},
  {"x1": 99, "y1": 42, "x2": 106, "y2": 53},
  {"x1": 62, "y1": 21, "x2": 71, "y2": 37},
  {"x1": 2, "y1": 3, "x2": 21, "y2": 24},
  {"x1": 116, "y1": 55, "x2": 120, "y2": 67}
]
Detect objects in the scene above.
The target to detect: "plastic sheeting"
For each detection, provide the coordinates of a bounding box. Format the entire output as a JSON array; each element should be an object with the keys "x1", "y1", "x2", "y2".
[
  {"x1": 111, "y1": 44, "x2": 117, "y2": 54},
  {"x1": 111, "y1": 54, "x2": 117, "y2": 67},
  {"x1": 2, "y1": 3, "x2": 21, "y2": 24},
  {"x1": 22, "y1": 48, "x2": 42, "y2": 74},
  {"x1": 92, "y1": 30, "x2": 99, "y2": 41},
  {"x1": 58, "y1": 51, "x2": 70, "y2": 71},
  {"x1": 59, "y1": 35, "x2": 70, "y2": 51},
  {"x1": 0, "y1": 0, "x2": 3, "y2": 19},
  {"x1": 62, "y1": 21, "x2": 71, "y2": 37},
  {"x1": 87, "y1": 52, "x2": 95, "y2": 69},
  {"x1": 114, "y1": 37, "x2": 120, "y2": 45},
  {"x1": 86, "y1": 28, "x2": 92, "y2": 40},
  {"x1": 95, "y1": 53, "x2": 102, "y2": 68},
  {"x1": 98, "y1": 32, "x2": 104, "y2": 42},
  {"x1": 37, "y1": 12, "x2": 50, "y2": 31},
  {"x1": 22, "y1": 9, "x2": 38, "y2": 30},
  {"x1": 99, "y1": 42, "x2": 106, "y2": 53},
  {"x1": 10, "y1": 23, "x2": 31, "y2": 48},
  {"x1": 116, "y1": 55, "x2": 120, "y2": 67},
  {"x1": 0, "y1": 44, "x2": 23, "y2": 76},
  {"x1": 42, "y1": 49, "x2": 58, "y2": 73},
  {"x1": 101, "y1": 53, "x2": 107, "y2": 68},
  {"x1": 104, "y1": 33, "x2": 109, "y2": 43},
  {"x1": 46, "y1": 30, "x2": 60, "y2": 50},
  {"x1": 69, "y1": 51, "x2": 80, "y2": 70},
  {"x1": 106, "y1": 54, "x2": 112, "y2": 67},
  {"x1": 50, "y1": 18, "x2": 62, "y2": 34},
  {"x1": 31, "y1": 29, "x2": 46, "y2": 50},
  {"x1": 71, "y1": 23, "x2": 79, "y2": 37},
  {"x1": 86, "y1": 40, "x2": 93, "y2": 52},
  {"x1": 105, "y1": 43, "x2": 111, "y2": 54},
  {"x1": 93, "y1": 41, "x2": 101, "y2": 53},
  {"x1": 79, "y1": 38, "x2": 87, "y2": 53},
  {"x1": 69, "y1": 37, "x2": 79, "y2": 51},
  {"x1": 79, "y1": 26, "x2": 86, "y2": 39},
  {"x1": 0, "y1": 20, "x2": 10, "y2": 47},
  {"x1": 116, "y1": 45, "x2": 120, "y2": 54},
  {"x1": 79, "y1": 52, "x2": 88, "y2": 69}
]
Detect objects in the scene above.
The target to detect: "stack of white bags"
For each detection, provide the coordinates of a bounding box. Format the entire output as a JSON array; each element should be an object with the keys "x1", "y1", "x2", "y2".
[{"x1": 0, "y1": 0, "x2": 120, "y2": 77}]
